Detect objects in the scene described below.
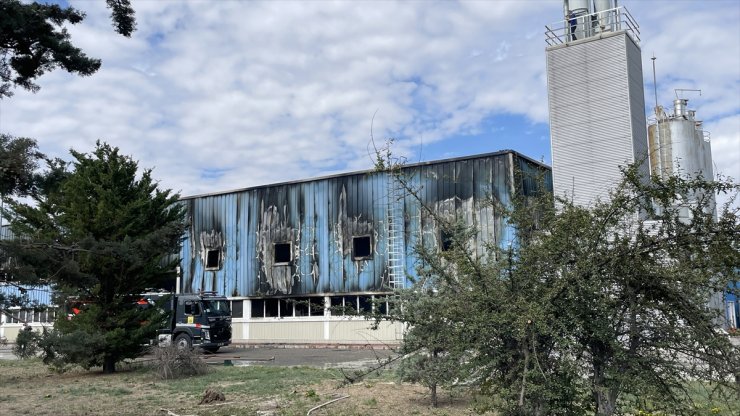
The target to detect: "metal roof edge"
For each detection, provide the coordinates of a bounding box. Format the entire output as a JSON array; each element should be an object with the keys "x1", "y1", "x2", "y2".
[{"x1": 181, "y1": 149, "x2": 552, "y2": 200}]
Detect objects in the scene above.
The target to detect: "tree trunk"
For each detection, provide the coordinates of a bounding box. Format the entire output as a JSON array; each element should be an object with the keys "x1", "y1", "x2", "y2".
[
  {"x1": 519, "y1": 343, "x2": 530, "y2": 407},
  {"x1": 103, "y1": 356, "x2": 116, "y2": 374},
  {"x1": 593, "y1": 364, "x2": 618, "y2": 416},
  {"x1": 430, "y1": 383, "x2": 438, "y2": 407},
  {"x1": 595, "y1": 388, "x2": 618, "y2": 416}
]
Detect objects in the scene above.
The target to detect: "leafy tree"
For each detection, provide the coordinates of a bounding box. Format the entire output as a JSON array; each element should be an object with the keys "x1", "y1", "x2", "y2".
[
  {"x1": 384, "y1": 162, "x2": 739, "y2": 414},
  {"x1": 0, "y1": 0, "x2": 136, "y2": 98},
  {"x1": 392, "y1": 271, "x2": 470, "y2": 408},
  {"x1": 524, "y1": 167, "x2": 739, "y2": 415},
  {"x1": 3, "y1": 141, "x2": 185, "y2": 373}
]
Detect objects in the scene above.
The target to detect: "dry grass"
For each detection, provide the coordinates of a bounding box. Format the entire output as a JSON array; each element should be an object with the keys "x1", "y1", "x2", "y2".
[
  {"x1": 0, "y1": 358, "x2": 483, "y2": 416},
  {"x1": 152, "y1": 345, "x2": 209, "y2": 380}
]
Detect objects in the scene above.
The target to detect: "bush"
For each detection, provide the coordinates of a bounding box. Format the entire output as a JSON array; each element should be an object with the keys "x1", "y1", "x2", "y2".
[
  {"x1": 152, "y1": 345, "x2": 209, "y2": 380},
  {"x1": 13, "y1": 327, "x2": 40, "y2": 359},
  {"x1": 37, "y1": 329, "x2": 107, "y2": 372}
]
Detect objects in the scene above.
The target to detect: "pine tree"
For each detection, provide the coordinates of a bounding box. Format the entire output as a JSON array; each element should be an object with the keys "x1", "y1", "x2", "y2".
[{"x1": 3, "y1": 141, "x2": 185, "y2": 373}]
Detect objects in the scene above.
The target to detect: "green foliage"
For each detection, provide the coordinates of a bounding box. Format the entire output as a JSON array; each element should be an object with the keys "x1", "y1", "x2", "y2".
[
  {"x1": 4, "y1": 141, "x2": 185, "y2": 373},
  {"x1": 386, "y1": 160, "x2": 739, "y2": 415},
  {"x1": 12, "y1": 327, "x2": 40, "y2": 359},
  {"x1": 0, "y1": 134, "x2": 45, "y2": 312},
  {"x1": 0, "y1": 0, "x2": 136, "y2": 98},
  {"x1": 0, "y1": 134, "x2": 43, "y2": 197},
  {"x1": 37, "y1": 328, "x2": 107, "y2": 372},
  {"x1": 392, "y1": 276, "x2": 470, "y2": 408}
]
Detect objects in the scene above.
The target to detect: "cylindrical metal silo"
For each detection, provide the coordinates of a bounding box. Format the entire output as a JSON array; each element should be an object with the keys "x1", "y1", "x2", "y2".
[{"x1": 647, "y1": 98, "x2": 715, "y2": 217}]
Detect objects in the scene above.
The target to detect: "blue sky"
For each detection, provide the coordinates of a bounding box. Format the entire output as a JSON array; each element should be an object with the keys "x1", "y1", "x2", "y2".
[{"x1": 1, "y1": 0, "x2": 738, "y2": 203}]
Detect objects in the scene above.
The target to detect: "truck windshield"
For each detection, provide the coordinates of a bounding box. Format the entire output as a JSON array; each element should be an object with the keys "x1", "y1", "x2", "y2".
[{"x1": 203, "y1": 300, "x2": 230, "y2": 317}]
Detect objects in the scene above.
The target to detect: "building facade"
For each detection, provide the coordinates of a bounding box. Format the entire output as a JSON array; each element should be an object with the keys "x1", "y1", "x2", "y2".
[{"x1": 178, "y1": 150, "x2": 551, "y2": 345}]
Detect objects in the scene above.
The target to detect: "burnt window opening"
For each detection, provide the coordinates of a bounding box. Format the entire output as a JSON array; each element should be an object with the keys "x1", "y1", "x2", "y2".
[
  {"x1": 231, "y1": 300, "x2": 244, "y2": 318},
  {"x1": 264, "y1": 299, "x2": 279, "y2": 317},
  {"x1": 330, "y1": 296, "x2": 345, "y2": 316},
  {"x1": 251, "y1": 299, "x2": 264, "y2": 318},
  {"x1": 205, "y1": 249, "x2": 221, "y2": 269},
  {"x1": 310, "y1": 297, "x2": 324, "y2": 316},
  {"x1": 358, "y1": 296, "x2": 373, "y2": 314},
  {"x1": 440, "y1": 229, "x2": 454, "y2": 252},
  {"x1": 353, "y1": 236, "x2": 373, "y2": 259},
  {"x1": 294, "y1": 297, "x2": 309, "y2": 317},
  {"x1": 279, "y1": 298, "x2": 292, "y2": 317},
  {"x1": 274, "y1": 242, "x2": 292, "y2": 264}
]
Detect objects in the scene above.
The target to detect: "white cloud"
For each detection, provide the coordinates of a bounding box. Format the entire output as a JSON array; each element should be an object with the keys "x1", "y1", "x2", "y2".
[{"x1": 0, "y1": 0, "x2": 737, "y2": 202}]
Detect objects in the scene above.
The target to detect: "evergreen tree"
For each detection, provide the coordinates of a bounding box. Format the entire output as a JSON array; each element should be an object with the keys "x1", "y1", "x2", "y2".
[
  {"x1": 3, "y1": 142, "x2": 185, "y2": 373},
  {"x1": 0, "y1": 0, "x2": 136, "y2": 97},
  {"x1": 0, "y1": 134, "x2": 44, "y2": 315}
]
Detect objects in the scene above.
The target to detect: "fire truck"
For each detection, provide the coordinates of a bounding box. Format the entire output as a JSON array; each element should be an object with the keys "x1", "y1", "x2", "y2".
[{"x1": 144, "y1": 292, "x2": 232, "y2": 353}]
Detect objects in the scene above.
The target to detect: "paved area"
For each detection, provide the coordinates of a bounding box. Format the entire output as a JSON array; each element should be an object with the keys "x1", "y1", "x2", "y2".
[
  {"x1": 2, "y1": 343, "x2": 398, "y2": 370},
  {"x1": 0, "y1": 345, "x2": 14, "y2": 360},
  {"x1": 206, "y1": 345, "x2": 397, "y2": 369}
]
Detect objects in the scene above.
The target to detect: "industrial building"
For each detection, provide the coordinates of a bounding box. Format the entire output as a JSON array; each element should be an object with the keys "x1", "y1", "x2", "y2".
[
  {"x1": 3, "y1": 0, "x2": 735, "y2": 344},
  {"x1": 546, "y1": 0, "x2": 731, "y2": 329},
  {"x1": 546, "y1": 0, "x2": 649, "y2": 207},
  {"x1": 178, "y1": 151, "x2": 550, "y2": 345}
]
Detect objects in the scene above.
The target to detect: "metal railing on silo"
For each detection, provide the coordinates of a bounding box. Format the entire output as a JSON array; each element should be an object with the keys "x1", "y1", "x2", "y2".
[{"x1": 545, "y1": 6, "x2": 640, "y2": 46}]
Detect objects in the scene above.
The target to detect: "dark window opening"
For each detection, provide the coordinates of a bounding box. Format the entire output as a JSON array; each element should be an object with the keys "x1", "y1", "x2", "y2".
[
  {"x1": 205, "y1": 249, "x2": 220, "y2": 269},
  {"x1": 330, "y1": 296, "x2": 345, "y2": 316},
  {"x1": 353, "y1": 236, "x2": 372, "y2": 259},
  {"x1": 264, "y1": 299, "x2": 279, "y2": 317},
  {"x1": 231, "y1": 300, "x2": 243, "y2": 318},
  {"x1": 279, "y1": 298, "x2": 292, "y2": 317},
  {"x1": 310, "y1": 297, "x2": 324, "y2": 316},
  {"x1": 358, "y1": 296, "x2": 372, "y2": 313},
  {"x1": 377, "y1": 296, "x2": 389, "y2": 315},
  {"x1": 251, "y1": 299, "x2": 264, "y2": 318},
  {"x1": 294, "y1": 297, "x2": 309, "y2": 317},
  {"x1": 440, "y1": 229, "x2": 453, "y2": 252},
  {"x1": 274, "y1": 242, "x2": 291, "y2": 264}
]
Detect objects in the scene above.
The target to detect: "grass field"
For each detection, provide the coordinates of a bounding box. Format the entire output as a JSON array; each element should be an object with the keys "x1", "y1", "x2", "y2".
[
  {"x1": 1, "y1": 358, "x2": 737, "y2": 415},
  {"x1": 0, "y1": 358, "x2": 475, "y2": 416}
]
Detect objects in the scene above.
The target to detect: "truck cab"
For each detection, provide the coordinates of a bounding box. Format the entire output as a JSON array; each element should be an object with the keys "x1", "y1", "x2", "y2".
[{"x1": 150, "y1": 292, "x2": 232, "y2": 353}]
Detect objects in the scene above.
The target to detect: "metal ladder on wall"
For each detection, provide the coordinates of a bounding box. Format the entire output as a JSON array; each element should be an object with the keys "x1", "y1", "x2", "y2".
[{"x1": 386, "y1": 173, "x2": 406, "y2": 290}]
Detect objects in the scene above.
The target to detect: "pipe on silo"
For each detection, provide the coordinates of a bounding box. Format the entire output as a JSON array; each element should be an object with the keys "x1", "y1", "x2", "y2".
[
  {"x1": 594, "y1": 0, "x2": 613, "y2": 12},
  {"x1": 674, "y1": 99, "x2": 688, "y2": 118}
]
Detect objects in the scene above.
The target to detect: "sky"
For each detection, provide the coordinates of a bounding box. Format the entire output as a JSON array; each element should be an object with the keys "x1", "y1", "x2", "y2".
[{"x1": 1, "y1": 0, "x2": 738, "y2": 204}]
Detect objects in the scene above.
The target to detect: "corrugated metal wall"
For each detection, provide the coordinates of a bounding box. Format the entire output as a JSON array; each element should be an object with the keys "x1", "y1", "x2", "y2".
[
  {"x1": 547, "y1": 31, "x2": 648, "y2": 206},
  {"x1": 179, "y1": 151, "x2": 551, "y2": 297},
  {"x1": 1, "y1": 226, "x2": 56, "y2": 306}
]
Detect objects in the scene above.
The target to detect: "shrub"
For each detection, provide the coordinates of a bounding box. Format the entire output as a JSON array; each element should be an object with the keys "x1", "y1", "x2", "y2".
[
  {"x1": 37, "y1": 329, "x2": 107, "y2": 372},
  {"x1": 152, "y1": 345, "x2": 208, "y2": 380},
  {"x1": 13, "y1": 327, "x2": 40, "y2": 359}
]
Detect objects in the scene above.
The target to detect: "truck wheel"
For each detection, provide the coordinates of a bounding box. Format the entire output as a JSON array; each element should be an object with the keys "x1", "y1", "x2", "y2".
[
  {"x1": 202, "y1": 346, "x2": 220, "y2": 354},
  {"x1": 174, "y1": 333, "x2": 192, "y2": 350}
]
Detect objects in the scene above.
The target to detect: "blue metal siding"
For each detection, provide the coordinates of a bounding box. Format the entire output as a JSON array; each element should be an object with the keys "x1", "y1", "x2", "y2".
[{"x1": 179, "y1": 151, "x2": 551, "y2": 297}]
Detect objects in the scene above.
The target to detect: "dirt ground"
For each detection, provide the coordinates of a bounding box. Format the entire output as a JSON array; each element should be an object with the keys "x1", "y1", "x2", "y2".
[
  {"x1": 302, "y1": 380, "x2": 480, "y2": 416},
  {"x1": 0, "y1": 356, "x2": 486, "y2": 416}
]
